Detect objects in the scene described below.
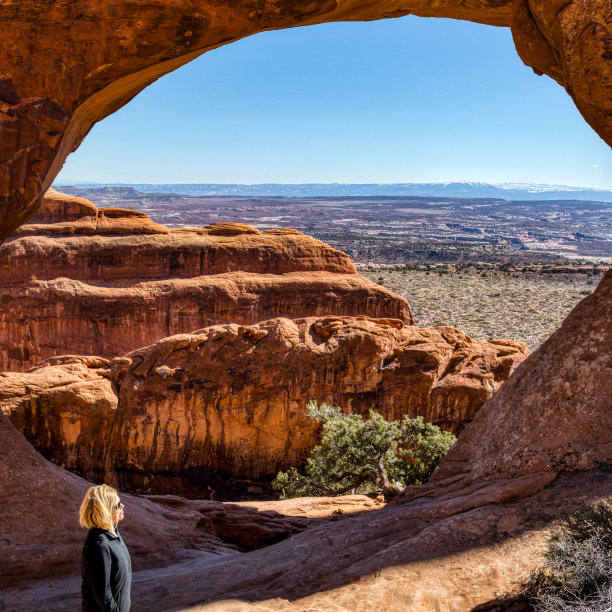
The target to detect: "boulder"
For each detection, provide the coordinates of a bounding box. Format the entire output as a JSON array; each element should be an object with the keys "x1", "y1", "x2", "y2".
[{"x1": 0, "y1": 315, "x2": 527, "y2": 497}]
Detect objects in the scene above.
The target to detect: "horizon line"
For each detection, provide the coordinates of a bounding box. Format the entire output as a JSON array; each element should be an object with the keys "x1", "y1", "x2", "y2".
[{"x1": 53, "y1": 180, "x2": 612, "y2": 192}]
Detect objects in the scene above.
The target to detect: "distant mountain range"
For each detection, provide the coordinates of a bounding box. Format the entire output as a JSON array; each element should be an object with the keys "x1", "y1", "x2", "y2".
[{"x1": 53, "y1": 182, "x2": 612, "y2": 202}]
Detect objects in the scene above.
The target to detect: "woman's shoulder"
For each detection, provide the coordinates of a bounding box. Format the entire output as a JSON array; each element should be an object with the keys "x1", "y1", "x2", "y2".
[{"x1": 84, "y1": 528, "x2": 115, "y2": 546}]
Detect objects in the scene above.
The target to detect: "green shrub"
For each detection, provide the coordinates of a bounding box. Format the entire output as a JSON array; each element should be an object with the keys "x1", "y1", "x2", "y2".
[{"x1": 272, "y1": 401, "x2": 456, "y2": 500}]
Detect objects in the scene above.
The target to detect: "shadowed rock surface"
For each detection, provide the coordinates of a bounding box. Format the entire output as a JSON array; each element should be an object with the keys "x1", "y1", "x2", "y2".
[
  {"x1": 0, "y1": 1, "x2": 610, "y2": 242},
  {"x1": 0, "y1": 191, "x2": 412, "y2": 371},
  {"x1": 0, "y1": 271, "x2": 609, "y2": 610},
  {"x1": 0, "y1": 315, "x2": 527, "y2": 498},
  {"x1": 0, "y1": 410, "x2": 311, "y2": 590}
]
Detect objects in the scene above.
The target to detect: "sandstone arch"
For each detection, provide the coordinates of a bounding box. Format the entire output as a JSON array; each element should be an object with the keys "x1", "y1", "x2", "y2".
[
  {"x1": 0, "y1": 0, "x2": 610, "y2": 243},
  {"x1": 0, "y1": 6, "x2": 611, "y2": 607}
]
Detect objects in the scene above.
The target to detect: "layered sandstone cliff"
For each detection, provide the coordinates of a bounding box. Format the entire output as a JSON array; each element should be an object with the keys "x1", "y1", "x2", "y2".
[
  {"x1": 0, "y1": 316, "x2": 527, "y2": 498},
  {"x1": 0, "y1": 409, "x2": 313, "y2": 590},
  {"x1": 0, "y1": 190, "x2": 412, "y2": 371}
]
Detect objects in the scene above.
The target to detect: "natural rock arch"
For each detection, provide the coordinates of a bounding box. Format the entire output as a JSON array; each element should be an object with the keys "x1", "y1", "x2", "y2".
[
  {"x1": 0, "y1": 0, "x2": 610, "y2": 242},
  {"x1": 0, "y1": 5, "x2": 610, "y2": 608}
]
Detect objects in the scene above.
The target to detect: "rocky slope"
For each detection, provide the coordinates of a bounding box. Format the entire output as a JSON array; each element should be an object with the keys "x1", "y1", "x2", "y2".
[
  {"x1": 0, "y1": 315, "x2": 527, "y2": 498},
  {"x1": 0, "y1": 190, "x2": 412, "y2": 371},
  {"x1": 0, "y1": 271, "x2": 609, "y2": 612},
  {"x1": 0, "y1": 408, "x2": 318, "y2": 590}
]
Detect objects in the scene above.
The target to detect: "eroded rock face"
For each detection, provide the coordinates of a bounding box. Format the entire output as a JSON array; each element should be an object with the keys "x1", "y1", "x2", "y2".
[
  {"x1": 430, "y1": 267, "x2": 612, "y2": 485},
  {"x1": 0, "y1": 410, "x2": 309, "y2": 590},
  {"x1": 0, "y1": 192, "x2": 412, "y2": 371},
  {"x1": 0, "y1": 1, "x2": 610, "y2": 243},
  {"x1": 3, "y1": 419, "x2": 610, "y2": 611},
  {"x1": 1, "y1": 271, "x2": 611, "y2": 612},
  {"x1": 0, "y1": 316, "x2": 527, "y2": 497}
]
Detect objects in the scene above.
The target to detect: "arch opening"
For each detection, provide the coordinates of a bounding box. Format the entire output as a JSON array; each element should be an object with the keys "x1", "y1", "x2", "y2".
[{"x1": 0, "y1": 0, "x2": 610, "y2": 242}]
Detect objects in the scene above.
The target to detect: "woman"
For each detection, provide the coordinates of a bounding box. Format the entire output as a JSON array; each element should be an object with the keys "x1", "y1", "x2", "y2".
[{"x1": 79, "y1": 484, "x2": 132, "y2": 612}]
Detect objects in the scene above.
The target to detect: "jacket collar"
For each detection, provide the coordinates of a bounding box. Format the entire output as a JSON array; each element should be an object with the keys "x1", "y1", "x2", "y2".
[{"x1": 91, "y1": 527, "x2": 120, "y2": 540}]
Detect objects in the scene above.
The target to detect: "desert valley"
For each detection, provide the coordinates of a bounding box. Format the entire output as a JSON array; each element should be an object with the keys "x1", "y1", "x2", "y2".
[{"x1": 0, "y1": 2, "x2": 611, "y2": 612}]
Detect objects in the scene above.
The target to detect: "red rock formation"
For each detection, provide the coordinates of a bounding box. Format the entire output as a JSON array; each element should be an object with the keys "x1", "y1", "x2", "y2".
[
  {"x1": 0, "y1": 409, "x2": 309, "y2": 590},
  {"x1": 29, "y1": 188, "x2": 98, "y2": 223},
  {"x1": 2, "y1": 264, "x2": 607, "y2": 612},
  {"x1": 429, "y1": 267, "x2": 612, "y2": 485},
  {"x1": 1, "y1": 269, "x2": 610, "y2": 612},
  {"x1": 1, "y1": 419, "x2": 610, "y2": 611},
  {"x1": 0, "y1": 193, "x2": 412, "y2": 371},
  {"x1": 0, "y1": 2, "x2": 610, "y2": 608},
  {"x1": 0, "y1": 316, "x2": 527, "y2": 497},
  {"x1": 0, "y1": 1, "x2": 609, "y2": 243}
]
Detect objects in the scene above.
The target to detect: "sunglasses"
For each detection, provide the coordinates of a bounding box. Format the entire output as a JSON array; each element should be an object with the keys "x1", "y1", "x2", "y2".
[{"x1": 113, "y1": 500, "x2": 122, "y2": 510}]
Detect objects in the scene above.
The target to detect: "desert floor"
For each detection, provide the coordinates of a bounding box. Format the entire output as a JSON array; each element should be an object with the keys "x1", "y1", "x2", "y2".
[{"x1": 361, "y1": 265, "x2": 603, "y2": 350}]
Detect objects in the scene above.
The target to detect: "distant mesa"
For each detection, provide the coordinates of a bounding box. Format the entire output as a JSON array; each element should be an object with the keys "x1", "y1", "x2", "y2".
[
  {"x1": 54, "y1": 182, "x2": 612, "y2": 203},
  {"x1": 0, "y1": 190, "x2": 412, "y2": 371}
]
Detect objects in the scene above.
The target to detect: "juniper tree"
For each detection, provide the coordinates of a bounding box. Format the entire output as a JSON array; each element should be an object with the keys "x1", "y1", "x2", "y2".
[{"x1": 272, "y1": 401, "x2": 456, "y2": 499}]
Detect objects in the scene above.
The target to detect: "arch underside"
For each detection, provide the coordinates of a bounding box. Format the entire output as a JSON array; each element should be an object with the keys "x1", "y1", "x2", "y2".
[{"x1": 0, "y1": 0, "x2": 610, "y2": 242}]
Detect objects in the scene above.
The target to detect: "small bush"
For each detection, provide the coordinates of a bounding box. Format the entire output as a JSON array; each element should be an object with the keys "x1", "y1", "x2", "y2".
[
  {"x1": 272, "y1": 402, "x2": 456, "y2": 500},
  {"x1": 520, "y1": 501, "x2": 612, "y2": 612}
]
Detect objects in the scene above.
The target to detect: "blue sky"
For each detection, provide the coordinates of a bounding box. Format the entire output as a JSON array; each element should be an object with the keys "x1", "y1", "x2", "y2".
[{"x1": 55, "y1": 16, "x2": 612, "y2": 189}]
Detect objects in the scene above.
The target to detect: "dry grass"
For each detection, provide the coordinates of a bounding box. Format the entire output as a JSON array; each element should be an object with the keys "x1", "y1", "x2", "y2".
[{"x1": 361, "y1": 266, "x2": 601, "y2": 350}]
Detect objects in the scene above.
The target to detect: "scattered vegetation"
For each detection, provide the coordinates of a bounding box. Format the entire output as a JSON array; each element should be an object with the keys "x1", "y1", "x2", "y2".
[
  {"x1": 272, "y1": 401, "x2": 456, "y2": 500},
  {"x1": 360, "y1": 264, "x2": 604, "y2": 350},
  {"x1": 519, "y1": 501, "x2": 612, "y2": 611}
]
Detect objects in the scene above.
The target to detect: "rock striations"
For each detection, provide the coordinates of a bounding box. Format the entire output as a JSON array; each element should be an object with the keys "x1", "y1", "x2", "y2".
[
  {"x1": 0, "y1": 269, "x2": 610, "y2": 612},
  {"x1": 0, "y1": 316, "x2": 527, "y2": 498},
  {"x1": 0, "y1": 190, "x2": 412, "y2": 371},
  {"x1": 0, "y1": 409, "x2": 311, "y2": 590}
]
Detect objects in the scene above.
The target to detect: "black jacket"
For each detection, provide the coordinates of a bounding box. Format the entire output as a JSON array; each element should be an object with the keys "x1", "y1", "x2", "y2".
[{"x1": 81, "y1": 528, "x2": 132, "y2": 612}]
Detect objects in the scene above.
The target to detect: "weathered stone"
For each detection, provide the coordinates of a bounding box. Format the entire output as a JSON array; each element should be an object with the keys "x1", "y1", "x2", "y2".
[
  {"x1": 0, "y1": 1, "x2": 609, "y2": 242},
  {"x1": 0, "y1": 195, "x2": 412, "y2": 371},
  {"x1": 0, "y1": 409, "x2": 309, "y2": 590},
  {"x1": 0, "y1": 315, "x2": 527, "y2": 497},
  {"x1": 0, "y1": 274, "x2": 610, "y2": 612},
  {"x1": 430, "y1": 267, "x2": 612, "y2": 485}
]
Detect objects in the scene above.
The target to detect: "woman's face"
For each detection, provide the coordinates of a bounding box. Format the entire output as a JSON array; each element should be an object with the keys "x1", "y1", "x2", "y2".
[{"x1": 112, "y1": 497, "x2": 125, "y2": 525}]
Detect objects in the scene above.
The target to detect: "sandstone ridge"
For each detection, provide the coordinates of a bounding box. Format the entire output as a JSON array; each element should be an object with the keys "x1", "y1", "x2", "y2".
[
  {"x1": 0, "y1": 315, "x2": 527, "y2": 498},
  {"x1": 0, "y1": 273, "x2": 610, "y2": 611},
  {"x1": 0, "y1": 1, "x2": 610, "y2": 242},
  {"x1": 0, "y1": 191, "x2": 412, "y2": 371}
]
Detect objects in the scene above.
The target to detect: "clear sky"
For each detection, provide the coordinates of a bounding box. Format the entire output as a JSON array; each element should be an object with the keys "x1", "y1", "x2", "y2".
[{"x1": 55, "y1": 15, "x2": 612, "y2": 189}]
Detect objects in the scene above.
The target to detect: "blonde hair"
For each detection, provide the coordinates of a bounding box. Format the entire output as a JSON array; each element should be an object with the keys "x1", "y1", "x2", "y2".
[{"x1": 79, "y1": 484, "x2": 118, "y2": 530}]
